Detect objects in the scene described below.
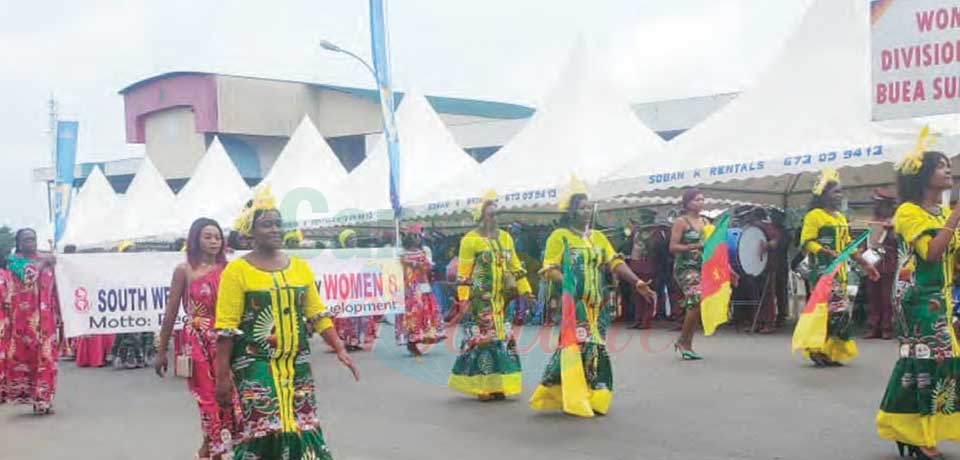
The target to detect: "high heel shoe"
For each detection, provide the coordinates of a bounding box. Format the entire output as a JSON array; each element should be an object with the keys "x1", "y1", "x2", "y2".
[
  {"x1": 898, "y1": 441, "x2": 946, "y2": 459},
  {"x1": 673, "y1": 342, "x2": 703, "y2": 361}
]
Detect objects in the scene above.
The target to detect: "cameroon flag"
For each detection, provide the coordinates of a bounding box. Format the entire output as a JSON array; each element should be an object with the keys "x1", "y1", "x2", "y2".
[
  {"x1": 791, "y1": 230, "x2": 870, "y2": 353},
  {"x1": 556, "y1": 241, "x2": 594, "y2": 418},
  {"x1": 701, "y1": 213, "x2": 732, "y2": 336}
]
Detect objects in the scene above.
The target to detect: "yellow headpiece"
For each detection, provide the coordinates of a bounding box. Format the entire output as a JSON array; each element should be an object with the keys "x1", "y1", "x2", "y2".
[
  {"x1": 338, "y1": 229, "x2": 357, "y2": 248},
  {"x1": 473, "y1": 189, "x2": 498, "y2": 221},
  {"x1": 117, "y1": 240, "x2": 134, "y2": 253},
  {"x1": 896, "y1": 125, "x2": 938, "y2": 176},
  {"x1": 811, "y1": 168, "x2": 840, "y2": 196},
  {"x1": 283, "y1": 229, "x2": 304, "y2": 245},
  {"x1": 234, "y1": 186, "x2": 278, "y2": 236},
  {"x1": 558, "y1": 175, "x2": 588, "y2": 211}
]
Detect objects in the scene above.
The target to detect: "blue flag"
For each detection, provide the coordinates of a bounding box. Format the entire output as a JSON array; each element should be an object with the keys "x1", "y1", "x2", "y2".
[
  {"x1": 369, "y1": 0, "x2": 401, "y2": 218},
  {"x1": 53, "y1": 121, "x2": 79, "y2": 244}
]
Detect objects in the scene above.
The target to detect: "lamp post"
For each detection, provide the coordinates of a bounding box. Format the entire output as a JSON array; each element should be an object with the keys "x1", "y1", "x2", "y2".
[
  {"x1": 318, "y1": 38, "x2": 402, "y2": 250},
  {"x1": 319, "y1": 40, "x2": 378, "y2": 81}
]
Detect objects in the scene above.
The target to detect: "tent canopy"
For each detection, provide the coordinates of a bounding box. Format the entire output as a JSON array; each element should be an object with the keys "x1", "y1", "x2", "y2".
[
  {"x1": 595, "y1": 0, "x2": 960, "y2": 205},
  {"x1": 61, "y1": 166, "x2": 118, "y2": 247},
  {"x1": 175, "y1": 136, "x2": 252, "y2": 231}
]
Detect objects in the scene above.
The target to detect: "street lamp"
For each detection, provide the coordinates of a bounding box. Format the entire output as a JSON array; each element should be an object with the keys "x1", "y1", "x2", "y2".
[{"x1": 319, "y1": 39, "x2": 377, "y2": 81}]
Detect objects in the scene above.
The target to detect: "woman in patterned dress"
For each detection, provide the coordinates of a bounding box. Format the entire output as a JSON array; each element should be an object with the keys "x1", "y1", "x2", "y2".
[
  {"x1": 448, "y1": 191, "x2": 533, "y2": 401},
  {"x1": 529, "y1": 178, "x2": 655, "y2": 418},
  {"x1": 877, "y1": 150, "x2": 960, "y2": 460},
  {"x1": 798, "y1": 169, "x2": 879, "y2": 367},
  {"x1": 2, "y1": 228, "x2": 59, "y2": 414},
  {"x1": 670, "y1": 189, "x2": 713, "y2": 360},
  {"x1": 214, "y1": 190, "x2": 359, "y2": 460},
  {"x1": 395, "y1": 224, "x2": 446, "y2": 358},
  {"x1": 0, "y1": 260, "x2": 11, "y2": 403},
  {"x1": 156, "y1": 218, "x2": 240, "y2": 460}
]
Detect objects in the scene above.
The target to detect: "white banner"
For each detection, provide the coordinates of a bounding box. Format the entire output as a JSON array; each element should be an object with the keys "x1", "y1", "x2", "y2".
[
  {"x1": 871, "y1": 0, "x2": 960, "y2": 120},
  {"x1": 56, "y1": 249, "x2": 405, "y2": 338}
]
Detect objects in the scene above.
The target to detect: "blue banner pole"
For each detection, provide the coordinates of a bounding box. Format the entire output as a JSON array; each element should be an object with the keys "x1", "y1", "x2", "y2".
[{"x1": 369, "y1": 0, "x2": 402, "y2": 220}]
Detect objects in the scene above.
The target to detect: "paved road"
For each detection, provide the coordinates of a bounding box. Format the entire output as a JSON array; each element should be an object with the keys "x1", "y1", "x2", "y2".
[{"x1": 0, "y1": 323, "x2": 951, "y2": 460}]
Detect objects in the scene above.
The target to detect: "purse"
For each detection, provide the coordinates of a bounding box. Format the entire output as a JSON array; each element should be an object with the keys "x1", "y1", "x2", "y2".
[{"x1": 174, "y1": 353, "x2": 193, "y2": 379}]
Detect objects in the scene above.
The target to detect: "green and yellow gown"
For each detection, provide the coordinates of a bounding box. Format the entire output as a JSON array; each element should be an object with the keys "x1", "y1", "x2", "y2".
[
  {"x1": 800, "y1": 208, "x2": 858, "y2": 362},
  {"x1": 215, "y1": 256, "x2": 335, "y2": 460},
  {"x1": 448, "y1": 229, "x2": 531, "y2": 398},
  {"x1": 529, "y1": 228, "x2": 622, "y2": 417},
  {"x1": 877, "y1": 202, "x2": 960, "y2": 447}
]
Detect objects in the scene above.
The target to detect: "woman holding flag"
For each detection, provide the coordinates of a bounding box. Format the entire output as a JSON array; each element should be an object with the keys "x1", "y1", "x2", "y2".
[
  {"x1": 876, "y1": 141, "x2": 960, "y2": 460},
  {"x1": 797, "y1": 169, "x2": 879, "y2": 367},
  {"x1": 448, "y1": 190, "x2": 533, "y2": 401},
  {"x1": 529, "y1": 176, "x2": 656, "y2": 418}
]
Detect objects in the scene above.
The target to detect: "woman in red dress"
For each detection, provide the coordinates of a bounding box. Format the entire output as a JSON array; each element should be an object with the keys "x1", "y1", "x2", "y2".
[
  {"x1": 156, "y1": 218, "x2": 240, "y2": 460},
  {"x1": 394, "y1": 224, "x2": 446, "y2": 357},
  {"x1": 2, "y1": 228, "x2": 59, "y2": 414}
]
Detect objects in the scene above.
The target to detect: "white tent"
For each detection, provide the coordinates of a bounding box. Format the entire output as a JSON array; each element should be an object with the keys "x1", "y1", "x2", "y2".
[
  {"x1": 596, "y1": 0, "x2": 960, "y2": 207},
  {"x1": 107, "y1": 156, "x2": 177, "y2": 243},
  {"x1": 256, "y1": 115, "x2": 349, "y2": 221},
  {"x1": 61, "y1": 166, "x2": 118, "y2": 247},
  {"x1": 413, "y1": 40, "x2": 667, "y2": 215},
  {"x1": 320, "y1": 91, "x2": 478, "y2": 217},
  {"x1": 175, "y1": 136, "x2": 252, "y2": 231}
]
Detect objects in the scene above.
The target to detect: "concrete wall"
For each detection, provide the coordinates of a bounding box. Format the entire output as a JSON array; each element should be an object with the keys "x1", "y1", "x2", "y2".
[
  {"x1": 216, "y1": 75, "x2": 320, "y2": 137},
  {"x1": 314, "y1": 89, "x2": 384, "y2": 137},
  {"x1": 144, "y1": 107, "x2": 207, "y2": 178}
]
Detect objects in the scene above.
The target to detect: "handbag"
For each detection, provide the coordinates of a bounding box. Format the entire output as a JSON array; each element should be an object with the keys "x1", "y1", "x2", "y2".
[{"x1": 174, "y1": 353, "x2": 193, "y2": 379}]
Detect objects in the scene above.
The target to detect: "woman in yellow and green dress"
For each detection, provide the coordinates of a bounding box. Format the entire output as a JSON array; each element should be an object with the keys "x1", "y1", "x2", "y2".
[
  {"x1": 877, "y1": 147, "x2": 960, "y2": 460},
  {"x1": 448, "y1": 190, "x2": 532, "y2": 401},
  {"x1": 798, "y1": 169, "x2": 879, "y2": 367},
  {"x1": 529, "y1": 177, "x2": 656, "y2": 418},
  {"x1": 214, "y1": 188, "x2": 359, "y2": 460}
]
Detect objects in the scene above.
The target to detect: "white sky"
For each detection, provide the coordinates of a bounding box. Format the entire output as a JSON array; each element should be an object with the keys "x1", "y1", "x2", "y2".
[{"x1": 0, "y1": 0, "x2": 811, "y2": 230}]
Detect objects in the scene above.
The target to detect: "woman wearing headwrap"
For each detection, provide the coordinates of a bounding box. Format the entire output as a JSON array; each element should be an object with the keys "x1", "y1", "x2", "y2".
[
  {"x1": 877, "y1": 129, "x2": 960, "y2": 460},
  {"x1": 529, "y1": 177, "x2": 655, "y2": 418},
  {"x1": 798, "y1": 168, "x2": 879, "y2": 367},
  {"x1": 448, "y1": 190, "x2": 533, "y2": 401},
  {"x1": 2, "y1": 228, "x2": 59, "y2": 414},
  {"x1": 333, "y1": 229, "x2": 373, "y2": 351},
  {"x1": 395, "y1": 223, "x2": 446, "y2": 358},
  {"x1": 214, "y1": 187, "x2": 358, "y2": 460}
]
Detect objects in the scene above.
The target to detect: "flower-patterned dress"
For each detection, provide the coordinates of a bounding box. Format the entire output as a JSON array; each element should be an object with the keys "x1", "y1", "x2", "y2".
[
  {"x1": 184, "y1": 266, "x2": 241, "y2": 457},
  {"x1": 0, "y1": 269, "x2": 11, "y2": 402},
  {"x1": 800, "y1": 208, "x2": 858, "y2": 362},
  {"x1": 395, "y1": 249, "x2": 446, "y2": 346},
  {"x1": 877, "y1": 203, "x2": 960, "y2": 447},
  {"x1": 215, "y1": 257, "x2": 335, "y2": 460},
  {"x1": 674, "y1": 218, "x2": 713, "y2": 313},
  {"x1": 529, "y1": 228, "x2": 623, "y2": 417},
  {"x1": 2, "y1": 255, "x2": 59, "y2": 411},
  {"x1": 448, "y1": 229, "x2": 532, "y2": 398}
]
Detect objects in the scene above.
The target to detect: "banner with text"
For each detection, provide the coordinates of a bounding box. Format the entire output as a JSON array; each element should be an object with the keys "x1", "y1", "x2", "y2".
[
  {"x1": 871, "y1": 0, "x2": 960, "y2": 120},
  {"x1": 56, "y1": 250, "x2": 405, "y2": 338}
]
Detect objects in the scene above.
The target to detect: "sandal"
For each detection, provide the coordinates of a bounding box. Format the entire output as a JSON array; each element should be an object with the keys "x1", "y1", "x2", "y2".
[{"x1": 674, "y1": 341, "x2": 703, "y2": 361}]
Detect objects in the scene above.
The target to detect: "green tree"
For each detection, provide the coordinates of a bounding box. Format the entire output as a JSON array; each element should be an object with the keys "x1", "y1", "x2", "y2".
[{"x1": 0, "y1": 226, "x2": 14, "y2": 257}]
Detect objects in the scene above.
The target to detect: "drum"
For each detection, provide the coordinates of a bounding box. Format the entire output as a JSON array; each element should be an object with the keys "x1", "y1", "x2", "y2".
[{"x1": 726, "y1": 226, "x2": 769, "y2": 276}]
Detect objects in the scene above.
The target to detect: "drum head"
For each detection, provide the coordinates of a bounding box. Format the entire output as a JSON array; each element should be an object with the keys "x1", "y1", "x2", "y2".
[{"x1": 737, "y1": 226, "x2": 769, "y2": 276}]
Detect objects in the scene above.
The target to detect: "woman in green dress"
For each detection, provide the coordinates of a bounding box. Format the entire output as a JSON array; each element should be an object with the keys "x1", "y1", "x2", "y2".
[
  {"x1": 798, "y1": 169, "x2": 879, "y2": 367},
  {"x1": 877, "y1": 149, "x2": 960, "y2": 460},
  {"x1": 214, "y1": 189, "x2": 359, "y2": 460},
  {"x1": 529, "y1": 177, "x2": 656, "y2": 418},
  {"x1": 448, "y1": 190, "x2": 533, "y2": 401}
]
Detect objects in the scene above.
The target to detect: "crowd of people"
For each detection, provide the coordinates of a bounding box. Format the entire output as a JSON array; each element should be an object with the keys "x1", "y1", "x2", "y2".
[{"x1": 2, "y1": 144, "x2": 960, "y2": 458}]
